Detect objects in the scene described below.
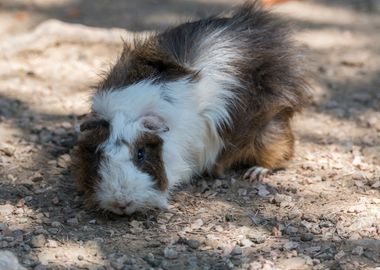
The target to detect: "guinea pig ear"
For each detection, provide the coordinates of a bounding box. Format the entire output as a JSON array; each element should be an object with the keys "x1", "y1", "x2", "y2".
[{"x1": 139, "y1": 114, "x2": 169, "y2": 133}]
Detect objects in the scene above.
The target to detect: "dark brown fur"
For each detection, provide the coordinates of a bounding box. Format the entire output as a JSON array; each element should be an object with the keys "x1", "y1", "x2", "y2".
[
  {"x1": 98, "y1": 39, "x2": 195, "y2": 91},
  {"x1": 212, "y1": 110, "x2": 296, "y2": 176},
  {"x1": 72, "y1": 119, "x2": 110, "y2": 206},
  {"x1": 207, "y1": 3, "x2": 309, "y2": 175},
  {"x1": 132, "y1": 133, "x2": 168, "y2": 191}
]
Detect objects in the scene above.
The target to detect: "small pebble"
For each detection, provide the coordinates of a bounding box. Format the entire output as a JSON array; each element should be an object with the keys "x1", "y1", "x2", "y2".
[
  {"x1": 270, "y1": 193, "x2": 292, "y2": 205},
  {"x1": 144, "y1": 253, "x2": 159, "y2": 267},
  {"x1": 89, "y1": 219, "x2": 97, "y2": 224},
  {"x1": 190, "y1": 219, "x2": 203, "y2": 230},
  {"x1": 30, "y1": 173, "x2": 44, "y2": 183},
  {"x1": 283, "y1": 241, "x2": 299, "y2": 251},
  {"x1": 288, "y1": 209, "x2": 303, "y2": 219},
  {"x1": 164, "y1": 246, "x2": 178, "y2": 259},
  {"x1": 371, "y1": 181, "x2": 380, "y2": 188},
  {"x1": 0, "y1": 223, "x2": 7, "y2": 230},
  {"x1": 334, "y1": 250, "x2": 345, "y2": 260},
  {"x1": 16, "y1": 199, "x2": 25, "y2": 208},
  {"x1": 272, "y1": 226, "x2": 282, "y2": 237},
  {"x1": 249, "y1": 261, "x2": 262, "y2": 270},
  {"x1": 47, "y1": 228, "x2": 59, "y2": 235},
  {"x1": 301, "y1": 233, "x2": 314, "y2": 242},
  {"x1": 22, "y1": 244, "x2": 31, "y2": 252},
  {"x1": 67, "y1": 217, "x2": 79, "y2": 226},
  {"x1": 363, "y1": 249, "x2": 376, "y2": 261},
  {"x1": 0, "y1": 204, "x2": 15, "y2": 216},
  {"x1": 231, "y1": 245, "x2": 242, "y2": 256},
  {"x1": 225, "y1": 214, "x2": 235, "y2": 222},
  {"x1": 226, "y1": 259, "x2": 234, "y2": 268},
  {"x1": 124, "y1": 257, "x2": 136, "y2": 265},
  {"x1": 51, "y1": 221, "x2": 61, "y2": 228},
  {"x1": 237, "y1": 188, "x2": 247, "y2": 196},
  {"x1": 257, "y1": 184, "x2": 270, "y2": 197},
  {"x1": 46, "y1": 239, "x2": 58, "y2": 248},
  {"x1": 24, "y1": 196, "x2": 33, "y2": 202},
  {"x1": 251, "y1": 234, "x2": 266, "y2": 244},
  {"x1": 319, "y1": 220, "x2": 334, "y2": 228},
  {"x1": 52, "y1": 197, "x2": 59, "y2": 205},
  {"x1": 214, "y1": 225, "x2": 224, "y2": 232},
  {"x1": 186, "y1": 239, "x2": 200, "y2": 249},
  {"x1": 212, "y1": 179, "x2": 223, "y2": 189},
  {"x1": 110, "y1": 255, "x2": 128, "y2": 270},
  {"x1": 61, "y1": 121, "x2": 72, "y2": 129},
  {"x1": 240, "y1": 238, "x2": 253, "y2": 247},
  {"x1": 30, "y1": 234, "x2": 46, "y2": 248},
  {"x1": 352, "y1": 246, "x2": 364, "y2": 256},
  {"x1": 57, "y1": 154, "x2": 71, "y2": 168},
  {"x1": 33, "y1": 227, "x2": 47, "y2": 235},
  {"x1": 0, "y1": 143, "x2": 15, "y2": 156},
  {"x1": 302, "y1": 214, "x2": 318, "y2": 223},
  {"x1": 278, "y1": 257, "x2": 307, "y2": 270},
  {"x1": 285, "y1": 226, "x2": 298, "y2": 235},
  {"x1": 231, "y1": 178, "x2": 237, "y2": 185}
]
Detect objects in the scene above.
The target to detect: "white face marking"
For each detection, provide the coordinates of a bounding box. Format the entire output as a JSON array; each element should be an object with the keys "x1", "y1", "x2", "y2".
[
  {"x1": 94, "y1": 113, "x2": 168, "y2": 215},
  {"x1": 96, "y1": 157, "x2": 168, "y2": 215}
]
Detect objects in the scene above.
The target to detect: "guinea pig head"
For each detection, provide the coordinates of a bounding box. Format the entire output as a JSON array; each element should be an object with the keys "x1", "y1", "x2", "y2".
[{"x1": 74, "y1": 113, "x2": 169, "y2": 215}]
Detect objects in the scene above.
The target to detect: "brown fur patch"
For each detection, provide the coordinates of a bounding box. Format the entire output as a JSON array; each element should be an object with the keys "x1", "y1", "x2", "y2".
[
  {"x1": 208, "y1": 3, "x2": 310, "y2": 175},
  {"x1": 213, "y1": 109, "x2": 297, "y2": 176},
  {"x1": 98, "y1": 39, "x2": 196, "y2": 91},
  {"x1": 132, "y1": 132, "x2": 168, "y2": 191},
  {"x1": 72, "y1": 119, "x2": 110, "y2": 206}
]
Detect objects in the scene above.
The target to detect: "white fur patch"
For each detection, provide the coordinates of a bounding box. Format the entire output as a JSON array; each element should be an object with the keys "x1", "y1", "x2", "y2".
[
  {"x1": 96, "y1": 156, "x2": 168, "y2": 214},
  {"x1": 188, "y1": 27, "x2": 242, "y2": 170}
]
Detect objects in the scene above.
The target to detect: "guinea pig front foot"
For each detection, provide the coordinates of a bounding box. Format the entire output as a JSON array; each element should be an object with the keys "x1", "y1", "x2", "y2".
[{"x1": 243, "y1": 166, "x2": 270, "y2": 182}]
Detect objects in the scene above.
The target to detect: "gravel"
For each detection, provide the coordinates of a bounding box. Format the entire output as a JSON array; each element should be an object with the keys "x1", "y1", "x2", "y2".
[{"x1": 0, "y1": 1, "x2": 380, "y2": 269}]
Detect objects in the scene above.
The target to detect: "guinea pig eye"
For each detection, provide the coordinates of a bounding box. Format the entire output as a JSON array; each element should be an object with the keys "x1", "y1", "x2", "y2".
[{"x1": 137, "y1": 148, "x2": 145, "y2": 164}]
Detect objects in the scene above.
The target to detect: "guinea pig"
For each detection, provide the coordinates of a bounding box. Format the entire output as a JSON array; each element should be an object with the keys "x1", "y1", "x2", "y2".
[{"x1": 73, "y1": 1, "x2": 309, "y2": 215}]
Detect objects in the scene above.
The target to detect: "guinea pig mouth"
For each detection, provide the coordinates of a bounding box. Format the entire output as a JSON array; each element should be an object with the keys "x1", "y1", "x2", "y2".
[
  {"x1": 106, "y1": 201, "x2": 138, "y2": 215},
  {"x1": 102, "y1": 196, "x2": 168, "y2": 216}
]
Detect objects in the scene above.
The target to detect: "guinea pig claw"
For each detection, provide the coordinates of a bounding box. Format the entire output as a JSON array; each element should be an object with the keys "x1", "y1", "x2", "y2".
[{"x1": 243, "y1": 166, "x2": 270, "y2": 182}]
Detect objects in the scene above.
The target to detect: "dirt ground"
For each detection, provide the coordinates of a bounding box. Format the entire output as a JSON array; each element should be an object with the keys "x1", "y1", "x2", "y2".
[{"x1": 0, "y1": 0, "x2": 380, "y2": 269}]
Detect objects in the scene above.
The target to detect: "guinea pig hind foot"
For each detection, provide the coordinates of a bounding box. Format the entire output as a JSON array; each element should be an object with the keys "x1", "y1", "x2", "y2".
[{"x1": 243, "y1": 166, "x2": 270, "y2": 182}]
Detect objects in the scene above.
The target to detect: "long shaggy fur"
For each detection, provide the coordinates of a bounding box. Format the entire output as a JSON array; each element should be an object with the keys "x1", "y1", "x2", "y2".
[{"x1": 73, "y1": 1, "x2": 310, "y2": 215}]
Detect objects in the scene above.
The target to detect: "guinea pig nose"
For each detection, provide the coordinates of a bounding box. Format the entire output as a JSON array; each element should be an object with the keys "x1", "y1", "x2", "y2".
[{"x1": 113, "y1": 200, "x2": 133, "y2": 211}]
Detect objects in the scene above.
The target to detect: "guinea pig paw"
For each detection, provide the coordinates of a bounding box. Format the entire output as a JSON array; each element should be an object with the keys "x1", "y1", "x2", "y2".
[{"x1": 243, "y1": 166, "x2": 270, "y2": 182}]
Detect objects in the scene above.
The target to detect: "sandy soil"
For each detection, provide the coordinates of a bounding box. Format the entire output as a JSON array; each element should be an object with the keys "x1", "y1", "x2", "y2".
[{"x1": 0, "y1": 0, "x2": 380, "y2": 269}]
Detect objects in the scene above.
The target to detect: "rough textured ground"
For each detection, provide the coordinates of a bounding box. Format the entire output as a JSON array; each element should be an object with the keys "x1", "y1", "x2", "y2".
[{"x1": 0, "y1": 0, "x2": 380, "y2": 269}]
